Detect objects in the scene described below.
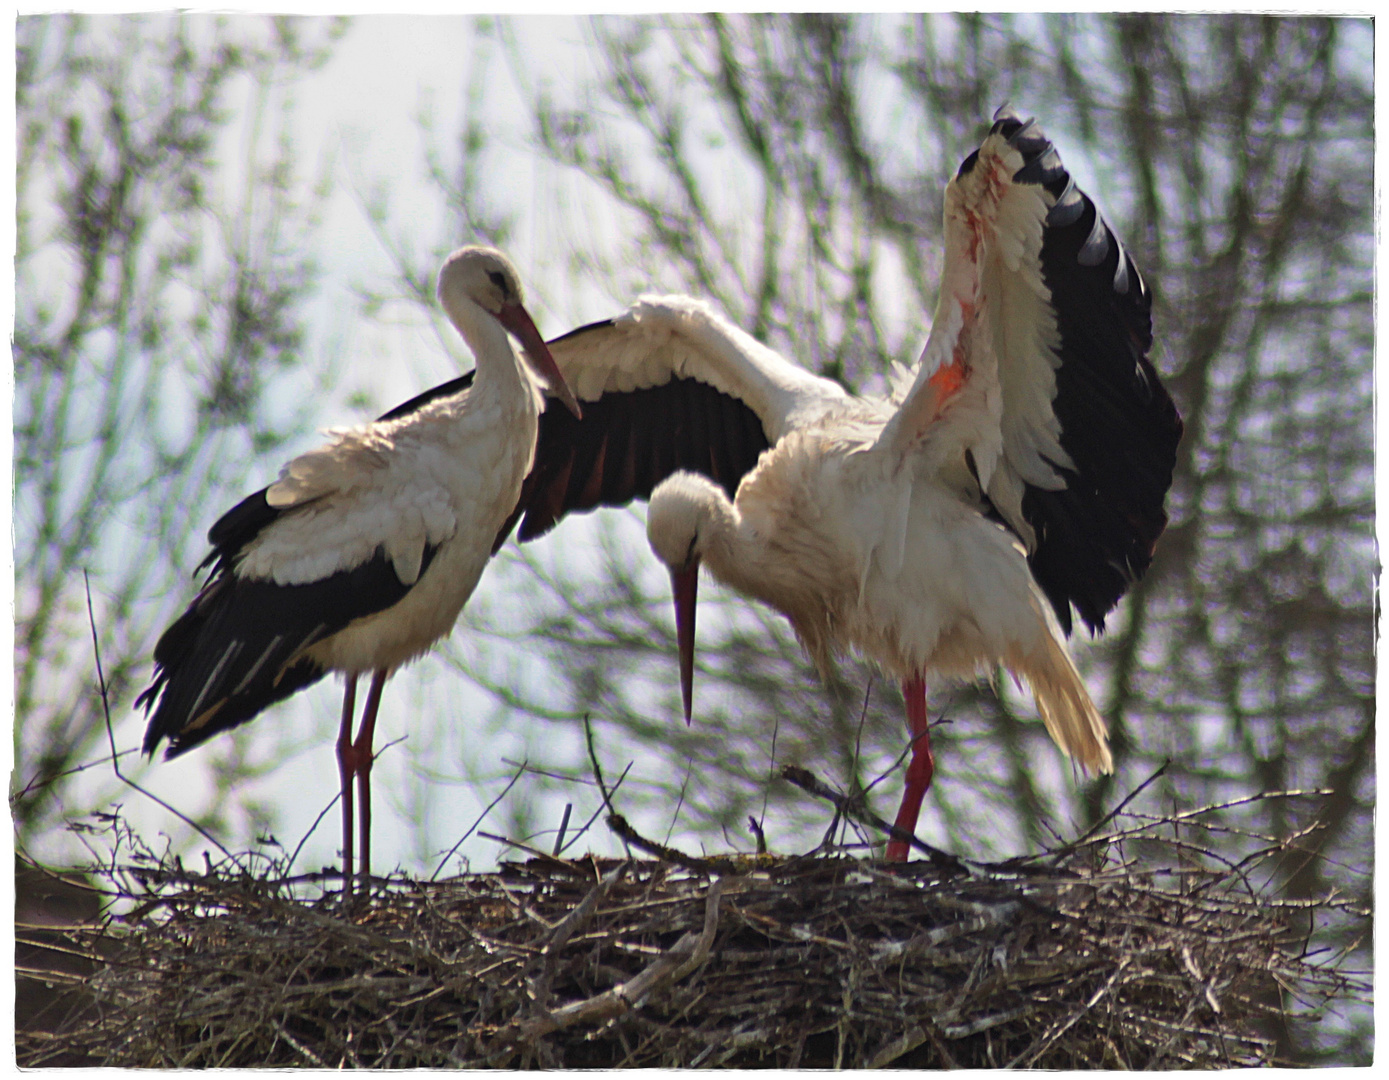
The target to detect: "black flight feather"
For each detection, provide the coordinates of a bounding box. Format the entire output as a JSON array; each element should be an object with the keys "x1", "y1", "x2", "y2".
[{"x1": 990, "y1": 110, "x2": 1182, "y2": 635}]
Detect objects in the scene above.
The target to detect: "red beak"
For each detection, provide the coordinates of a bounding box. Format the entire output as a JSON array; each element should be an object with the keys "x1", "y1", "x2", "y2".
[
  {"x1": 496, "y1": 301, "x2": 583, "y2": 419},
  {"x1": 671, "y1": 562, "x2": 699, "y2": 726}
]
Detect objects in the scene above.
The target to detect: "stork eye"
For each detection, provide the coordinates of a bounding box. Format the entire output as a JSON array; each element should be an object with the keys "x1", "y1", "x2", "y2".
[
  {"x1": 684, "y1": 534, "x2": 698, "y2": 566},
  {"x1": 487, "y1": 270, "x2": 508, "y2": 295}
]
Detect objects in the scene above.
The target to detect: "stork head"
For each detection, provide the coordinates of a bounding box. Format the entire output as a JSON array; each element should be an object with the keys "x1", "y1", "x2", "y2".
[
  {"x1": 436, "y1": 246, "x2": 582, "y2": 418},
  {"x1": 647, "y1": 472, "x2": 736, "y2": 727}
]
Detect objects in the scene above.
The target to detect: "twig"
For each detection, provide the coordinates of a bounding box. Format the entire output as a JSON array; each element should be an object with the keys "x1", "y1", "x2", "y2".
[
  {"x1": 477, "y1": 831, "x2": 584, "y2": 873},
  {"x1": 552, "y1": 803, "x2": 573, "y2": 857},
  {"x1": 1007, "y1": 957, "x2": 1133, "y2": 1067},
  {"x1": 780, "y1": 765, "x2": 972, "y2": 874},
  {"x1": 759, "y1": 710, "x2": 780, "y2": 840},
  {"x1": 11, "y1": 746, "x2": 141, "y2": 806},
  {"x1": 431, "y1": 759, "x2": 527, "y2": 880},
  {"x1": 559, "y1": 761, "x2": 631, "y2": 856},
  {"x1": 286, "y1": 791, "x2": 340, "y2": 878},
  {"x1": 747, "y1": 815, "x2": 767, "y2": 855},
  {"x1": 85, "y1": 571, "x2": 239, "y2": 867},
  {"x1": 665, "y1": 758, "x2": 693, "y2": 846},
  {"x1": 583, "y1": 714, "x2": 615, "y2": 812},
  {"x1": 606, "y1": 814, "x2": 742, "y2": 876},
  {"x1": 535, "y1": 861, "x2": 629, "y2": 951},
  {"x1": 270, "y1": 1018, "x2": 328, "y2": 1068},
  {"x1": 492, "y1": 876, "x2": 726, "y2": 1051},
  {"x1": 1057, "y1": 760, "x2": 1171, "y2": 857},
  {"x1": 838, "y1": 676, "x2": 874, "y2": 849}
]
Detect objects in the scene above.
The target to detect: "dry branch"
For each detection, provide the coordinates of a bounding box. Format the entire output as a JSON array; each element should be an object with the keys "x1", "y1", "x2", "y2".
[{"x1": 16, "y1": 801, "x2": 1366, "y2": 1069}]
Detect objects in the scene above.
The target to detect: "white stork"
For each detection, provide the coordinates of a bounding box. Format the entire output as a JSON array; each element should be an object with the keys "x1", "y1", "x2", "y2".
[
  {"x1": 138, "y1": 245, "x2": 582, "y2": 890},
  {"x1": 495, "y1": 107, "x2": 1182, "y2": 861}
]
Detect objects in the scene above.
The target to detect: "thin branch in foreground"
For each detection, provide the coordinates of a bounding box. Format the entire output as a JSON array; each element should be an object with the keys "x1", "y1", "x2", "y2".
[
  {"x1": 560, "y1": 761, "x2": 632, "y2": 857},
  {"x1": 11, "y1": 745, "x2": 141, "y2": 807},
  {"x1": 780, "y1": 764, "x2": 972, "y2": 874},
  {"x1": 85, "y1": 571, "x2": 240, "y2": 868},
  {"x1": 665, "y1": 758, "x2": 693, "y2": 846},
  {"x1": 582, "y1": 713, "x2": 620, "y2": 813},
  {"x1": 839, "y1": 676, "x2": 874, "y2": 850},
  {"x1": 1055, "y1": 760, "x2": 1172, "y2": 858},
  {"x1": 286, "y1": 790, "x2": 340, "y2": 878},
  {"x1": 431, "y1": 759, "x2": 528, "y2": 881}
]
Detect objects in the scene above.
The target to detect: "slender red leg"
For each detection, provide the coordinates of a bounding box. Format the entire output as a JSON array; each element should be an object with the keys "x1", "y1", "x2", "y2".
[
  {"x1": 886, "y1": 673, "x2": 935, "y2": 862},
  {"x1": 351, "y1": 669, "x2": 389, "y2": 886},
  {"x1": 335, "y1": 675, "x2": 359, "y2": 894}
]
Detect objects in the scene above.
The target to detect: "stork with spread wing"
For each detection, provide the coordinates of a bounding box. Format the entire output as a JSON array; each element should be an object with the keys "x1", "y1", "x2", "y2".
[{"x1": 501, "y1": 106, "x2": 1182, "y2": 860}]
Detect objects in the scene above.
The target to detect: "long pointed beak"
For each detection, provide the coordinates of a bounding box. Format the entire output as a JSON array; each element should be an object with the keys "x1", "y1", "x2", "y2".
[
  {"x1": 671, "y1": 562, "x2": 699, "y2": 726},
  {"x1": 496, "y1": 301, "x2": 583, "y2": 419}
]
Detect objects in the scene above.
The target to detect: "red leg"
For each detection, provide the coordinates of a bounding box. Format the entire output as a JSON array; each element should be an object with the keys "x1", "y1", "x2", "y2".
[
  {"x1": 886, "y1": 673, "x2": 935, "y2": 862},
  {"x1": 351, "y1": 669, "x2": 389, "y2": 886},
  {"x1": 335, "y1": 675, "x2": 359, "y2": 895}
]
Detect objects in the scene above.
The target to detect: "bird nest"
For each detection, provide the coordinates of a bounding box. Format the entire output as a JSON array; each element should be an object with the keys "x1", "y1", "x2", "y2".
[{"x1": 17, "y1": 778, "x2": 1365, "y2": 1069}]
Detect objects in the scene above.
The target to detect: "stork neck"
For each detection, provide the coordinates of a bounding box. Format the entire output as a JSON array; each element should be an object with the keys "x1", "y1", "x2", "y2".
[
  {"x1": 695, "y1": 492, "x2": 748, "y2": 585},
  {"x1": 448, "y1": 299, "x2": 535, "y2": 401}
]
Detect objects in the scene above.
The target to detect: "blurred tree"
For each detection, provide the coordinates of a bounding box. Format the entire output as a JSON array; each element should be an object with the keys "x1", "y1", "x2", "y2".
[
  {"x1": 12, "y1": 15, "x2": 346, "y2": 847},
  {"x1": 400, "y1": 13, "x2": 1370, "y2": 1063}
]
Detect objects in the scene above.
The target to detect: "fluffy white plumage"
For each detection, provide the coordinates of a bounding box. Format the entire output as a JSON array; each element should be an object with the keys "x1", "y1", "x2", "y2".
[
  {"x1": 238, "y1": 376, "x2": 541, "y2": 672},
  {"x1": 635, "y1": 118, "x2": 1113, "y2": 774},
  {"x1": 554, "y1": 294, "x2": 849, "y2": 441}
]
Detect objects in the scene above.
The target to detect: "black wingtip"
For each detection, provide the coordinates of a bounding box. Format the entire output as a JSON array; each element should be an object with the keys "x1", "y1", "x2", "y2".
[
  {"x1": 1019, "y1": 156, "x2": 1181, "y2": 634},
  {"x1": 1046, "y1": 178, "x2": 1086, "y2": 227},
  {"x1": 1013, "y1": 146, "x2": 1065, "y2": 187},
  {"x1": 992, "y1": 103, "x2": 1023, "y2": 128}
]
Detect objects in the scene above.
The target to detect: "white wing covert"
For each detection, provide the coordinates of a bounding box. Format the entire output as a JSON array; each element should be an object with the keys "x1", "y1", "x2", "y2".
[
  {"x1": 549, "y1": 295, "x2": 847, "y2": 440},
  {"x1": 238, "y1": 423, "x2": 459, "y2": 587}
]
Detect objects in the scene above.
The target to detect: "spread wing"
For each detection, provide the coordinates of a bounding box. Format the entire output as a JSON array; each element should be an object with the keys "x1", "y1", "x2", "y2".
[
  {"x1": 496, "y1": 296, "x2": 848, "y2": 548},
  {"x1": 888, "y1": 106, "x2": 1183, "y2": 634}
]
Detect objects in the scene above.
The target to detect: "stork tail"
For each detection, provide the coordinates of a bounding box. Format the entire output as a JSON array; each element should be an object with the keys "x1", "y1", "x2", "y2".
[{"x1": 1013, "y1": 633, "x2": 1112, "y2": 775}]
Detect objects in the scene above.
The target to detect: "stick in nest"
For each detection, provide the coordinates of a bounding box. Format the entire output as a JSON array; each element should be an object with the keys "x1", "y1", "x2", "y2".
[
  {"x1": 487, "y1": 875, "x2": 727, "y2": 1060},
  {"x1": 606, "y1": 814, "x2": 743, "y2": 876}
]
